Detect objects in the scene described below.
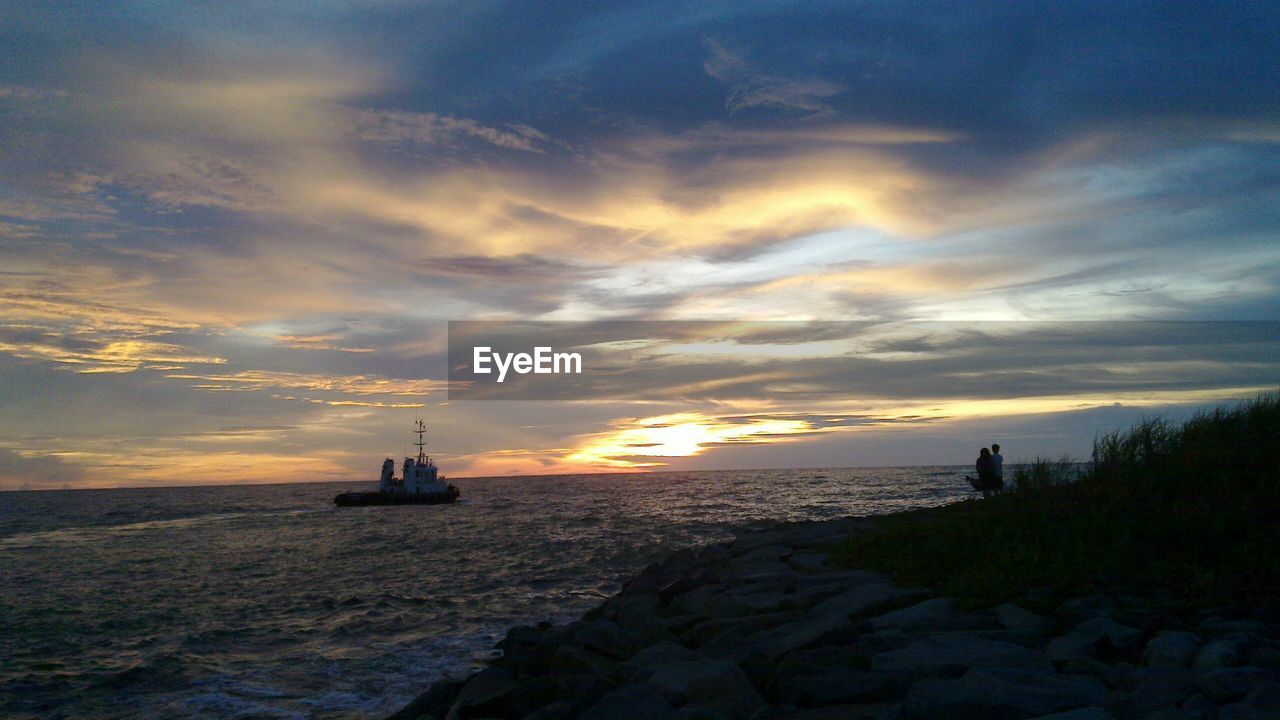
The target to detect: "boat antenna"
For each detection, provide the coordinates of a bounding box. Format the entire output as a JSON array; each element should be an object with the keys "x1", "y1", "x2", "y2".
[{"x1": 414, "y1": 417, "x2": 428, "y2": 465}]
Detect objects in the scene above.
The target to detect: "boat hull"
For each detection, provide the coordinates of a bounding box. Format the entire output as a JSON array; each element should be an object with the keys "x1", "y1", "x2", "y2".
[{"x1": 334, "y1": 487, "x2": 460, "y2": 507}]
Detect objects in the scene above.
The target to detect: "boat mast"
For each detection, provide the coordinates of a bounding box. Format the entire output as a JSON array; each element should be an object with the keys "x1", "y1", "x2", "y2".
[{"x1": 414, "y1": 418, "x2": 428, "y2": 465}]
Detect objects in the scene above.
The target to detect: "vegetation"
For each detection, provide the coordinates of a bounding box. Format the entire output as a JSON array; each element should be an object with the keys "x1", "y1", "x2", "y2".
[{"x1": 830, "y1": 392, "x2": 1280, "y2": 610}]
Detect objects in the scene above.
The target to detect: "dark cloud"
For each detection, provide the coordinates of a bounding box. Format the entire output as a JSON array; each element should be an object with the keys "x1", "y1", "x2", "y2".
[{"x1": 0, "y1": 448, "x2": 80, "y2": 490}]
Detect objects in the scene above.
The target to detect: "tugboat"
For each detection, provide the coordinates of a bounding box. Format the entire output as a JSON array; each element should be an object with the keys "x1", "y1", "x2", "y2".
[{"x1": 334, "y1": 420, "x2": 460, "y2": 506}]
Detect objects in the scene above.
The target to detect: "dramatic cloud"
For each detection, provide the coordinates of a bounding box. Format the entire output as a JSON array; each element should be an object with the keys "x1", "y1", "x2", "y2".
[{"x1": 1, "y1": 2, "x2": 1278, "y2": 486}]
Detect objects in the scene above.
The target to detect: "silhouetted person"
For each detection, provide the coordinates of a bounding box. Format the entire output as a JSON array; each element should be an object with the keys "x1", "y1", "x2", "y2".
[
  {"x1": 976, "y1": 447, "x2": 998, "y2": 499},
  {"x1": 991, "y1": 443, "x2": 1004, "y2": 486}
]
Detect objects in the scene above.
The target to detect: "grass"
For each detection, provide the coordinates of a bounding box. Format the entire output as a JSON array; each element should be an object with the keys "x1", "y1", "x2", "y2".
[{"x1": 830, "y1": 392, "x2": 1280, "y2": 611}]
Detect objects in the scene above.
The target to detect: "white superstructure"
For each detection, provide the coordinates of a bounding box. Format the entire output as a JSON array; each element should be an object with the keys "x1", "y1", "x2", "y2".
[{"x1": 378, "y1": 420, "x2": 450, "y2": 495}]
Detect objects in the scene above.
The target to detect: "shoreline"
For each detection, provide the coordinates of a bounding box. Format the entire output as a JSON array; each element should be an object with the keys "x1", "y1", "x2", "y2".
[{"x1": 384, "y1": 510, "x2": 1280, "y2": 720}]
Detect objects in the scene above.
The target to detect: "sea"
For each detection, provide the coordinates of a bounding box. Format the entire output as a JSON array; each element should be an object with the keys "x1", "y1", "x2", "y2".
[{"x1": 0, "y1": 467, "x2": 971, "y2": 720}]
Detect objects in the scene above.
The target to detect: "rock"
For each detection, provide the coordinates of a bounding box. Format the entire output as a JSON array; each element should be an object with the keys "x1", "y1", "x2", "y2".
[
  {"x1": 567, "y1": 618, "x2": 640, "y2": 659},
  {"x1": 670, "y1": 585, "x2": 716, "y2": 617},
  {"x1": 521, "y1": 699, "x2": 575, "y2": 720},
  {"x1": 724, "y1": 562, "x2": 794, "y2": 584},
  {"x1": 1194, "y1": 638, "x2": 1243, "y2": 670},
  {"x1": 1143, "y1": 632, "x2": 1202, "y2": 668},
  {"x1": 553, "y1": 675, "x2": 615, "y2": 714},
  {"x1": 1198, "y1": 617, "x2": 1271, "y2": 637},
  {"x1": 445, "y1": 667, "x2": 518, "y2": 719},
  {"x1": 624, "y1": 640, "x2": 697, "y2": 669},
  {"x1": 1047, "y1": 618, "x2": 1144, "y2": 663},
  {"x1": 697, "y1": 544, "x2": 733, "y2": 565},
  {"x1": 809, "y1": 582, "x2": 921, "y2": 620},
  {"x1": 1249, "y1": 645, "x2": 1280, "y2": 670},
  {"x1": 442, "y1": 666, "x2": 558, "y2": 712},
  {"x1": 659, "y1": 576, "x2": 703, "y2": 607},
  {"x1": 774, "y1": 666, "x2": 903, "y2": 707},
  {"x1": 387, "y1": 678, "x2": 466, "y2": 720},
  {"x1": 789, "y1": 552, "x2": 828, "y2": 571},
  {"x1": 1218, "y1": 682, "x2": 1280, "y2": 720},
  {"x1": 904, "y1": 667, "x2": 1109, "y2": 720},
  {"x1": 548, "y1": 644, "x2": 614, "y2": 678},
  {"x1": 746, "y1": 584, "x2": 919, "y2": 661},
  {"x1": 607, "y1": 593, "x2": 663, "y2": 629},
  {"x1": 705, "y1": 588, "x2": 788, "y2": 619},
  {"x1": 863, "y1": 597, "x2": 959, "y2": 632},
  {"x1": 1058, "y1": 595, "x2": 1118, "y2": 624},
  {"x1": 655, "y1": 614, "x2": 703, "y2": 636},
  {"x1": 669, "y1": 707, "x2": 726, "y2": 720},
  {"x1": 580, "y1": 684, "x2": 675, "y2": 720},
  {"x1": 1194, "y1": 666, "x2": 1280, "y2": 702},
  {"x1": 1058, "y1": 657, "x2": 1124, "y2": 685},
  {"x1": 1177, "y1": 693, "x2": 1220, "y2": 720},
  {"x1": 996, "y1": 603, "x2": 1057, "y2": 637},
  {"x1": 645, "y1": 660, "x2": 766, "y2": 720},
  {"x1": 871, "y1": 633, "x2": 1055, "y2": 676},
  {"x1": 732, "y1": 544, "x2": 791, "y2": 564},
  {"x1": 685, "y1": 612, "x2": 798, "y2": 649},
  {"x1": 772, "y1": 703, "x2": 904, "y2": 720},
  {"x1": 1026, "y1": 709, "x2": 1116, "y2": 720},
  {"x1": 1114, "y1": 667, "x2": 1191, "y2": 720}
]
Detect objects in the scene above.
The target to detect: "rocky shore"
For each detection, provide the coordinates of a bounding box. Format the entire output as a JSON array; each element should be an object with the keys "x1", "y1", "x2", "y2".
[{"x1": 388, "y1": 515, "x2": 1280, "y2": 720}]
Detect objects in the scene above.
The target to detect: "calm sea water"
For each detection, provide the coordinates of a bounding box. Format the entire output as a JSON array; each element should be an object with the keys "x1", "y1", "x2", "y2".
[{"x1": 0, "y1": 467, "x2": 970, "y2": 719}]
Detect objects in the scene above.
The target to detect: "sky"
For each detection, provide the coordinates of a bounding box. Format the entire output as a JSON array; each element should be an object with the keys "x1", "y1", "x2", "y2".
[{"x1": 1, "y1": 1, "x2": 1278, "y2": 489}]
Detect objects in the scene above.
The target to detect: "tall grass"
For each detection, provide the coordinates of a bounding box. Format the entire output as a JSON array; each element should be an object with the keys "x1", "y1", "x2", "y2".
[
  {"x1": 1009, "y1": 456, "x2": 1078, "y2": 493},
  {"x1": 831, "y1": 392, "x2": 1280, "y2": 609}
]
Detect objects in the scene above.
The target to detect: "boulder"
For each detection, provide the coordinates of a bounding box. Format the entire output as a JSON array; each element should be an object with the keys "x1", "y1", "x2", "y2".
[
  {"x1": 445, "y1": 666, "x2": 560, "y2": 712},
  {"x1": 774, "y1": 666, "x2": 904, "y2": 707},
  {"x1": 580, "y1": 684, "x2": 675, "y2": 720},
  {"x1": 645, "y1": 660, "x2": 766, "y2": 720},
  {"x1": 1218, "y1": 682, "x2": 1280, "y2": 720},
  {"x1": 789, "y1": 552, "x2": 829, "y2": 571},
  {"x1": 520, "y1": 699, "x2": 575, "y2": 720},
  {"x1": 685, "y1": 612, "x2": 798, "y2": 648},
  {"x1": 1249, "y1": 645, "x2": 1280, "y2": 670},
  {"x1": 1114, "y1": 667, "x2": 1191, "y2": 720},
  {"x1": 1198, "y1": 617, "x2": 1271, "y2": 637},
  {"x1": 553, "y1": 675, "x2": 616, "y2": 715},
  {"x1": 904, "y1": 667, "x2": 1109, "y2": 720},
  {"x1": 548, "y1": 644, "x2": 614, "y2": 678},
  {"x1": 1194, "y1": 638, "x2": 1243, "y2": 670},
  {"x1": 607, "y1": 593, "x2": 663, "y2": 629},
  {"x1": 705, "y1": 588, "x2": 788, "y2": 618},
  {"x1": 863, "y1": 597, "x2": 959, "y2": 632},
  {"x1": 627, "y1": 640, "x2": 697, "y2": 667},
  {"x1": 745, "y1": 584, "x2": 918, "y2": 661},
  {"x1": 1047, "y1": 618, "x2": 1144, "y2": 663},
  {"x1": 1178, "y1": 692, "x2": 1220, "y2": 720},
  {"x1": 996, "y1": 603, "x2": 1057, "y2": 637},
  {"x1": 1194, "y1": 666, "x2": 1280, "y2": 702},
  {"x1": 1057, "y1": 595, "x2": 1117, "y2": 624},
  {"x1": 871, "y1": 633, "x2": 1055, "y2": 676},
  {"x1": 669, "y1": 707, "x2": 726, "y2": 720},
  {"x1": 1026, "y1": 709, "x2": 1116, "y2": 720},
  {"x1": 724, "y1": 562, "x2": 794, "y2": 584},
  {"x1": 387, "y1": 678, "x2": 466, "y2": 720},
  {"x1": 808, "y1": 582, "x2": 922, "y2": 621},
  {"x1": 659, "y1": 576, "x2": 704, "y2": 607},
  {"x1": 1142, "y1": 632, "x2": 1202, "y2": 668},
  {"x1": 670, "y1": 585, "x2": 716, "y2": 617},
  {"x1": 732, "y1": 543, "x2": 791, "y2": 564},
  {"x1": 563, "y1": 618, "x2": 640, "y2": 660},
  {"x1": 444, "y1": 667, "x2": 521, "y2": 719},
  {"x1": 771, "y1": 703, "x2": 903, "y2": 720}
]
